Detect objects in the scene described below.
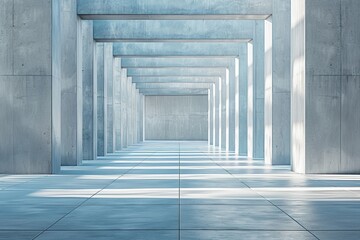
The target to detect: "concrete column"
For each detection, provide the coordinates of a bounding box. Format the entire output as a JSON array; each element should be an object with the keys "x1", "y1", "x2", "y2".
[
  {"x1": 96, "y1": 43, "x2": 107, "y2": 156},
  {"x1": 291, "y1": 0, "x2": 360, "y2": 174},
  {"x1": 141, "y1": 94, "x2": 145, "y2": 142},
  {"x1": 265, "y1": 0, "x2": 291, "y2": 165},
  {"x1": 60, "y1": 0, "x2": 82, "y2": 166},
  {"x1": 224, "y1": 69, "x2": 230, "y2": 151},
  {"x1": 82, "y1": 20, "x2": 97, "y2": 160},
  {"x1": 239, "y1": 45, "x2": 248, "y2": 156},
  {"x1": 234, "y1": 58, "x2": 240, "y2": 154},
  {"x1": 121, "y1": 69, "x2": 128, "y2": 148},
  {"x1": 220, "y1": 72, "x2": 228, "y2": 150},
  {"x1": 208, "y1": 88, "x2": 213, "y2": 145},
  {"x1": 264, "y1": 17, "x2": 273, "y2": 165},
  {"x1": 0, "y1": 0, "x2": 61, "y2": 173},
  {"x1": 105, "y1": 43, "x2": 114, "y2": 153},
  {"x1": 247, "y1": 42, "x2": 254, "y2": 159},
  {"x1": 138, "y1": 90, "x2": 141, "y2": 143},
  {"x1": 136, "y1": 90, "x2": 141, "y2": 142},
  {"x1": 113, "y1": 58, "x2": 122, "y2": 151},
  {"x1": 126, "y1": 77, "x2": 132, "y2": 146},
  {"x1": 121, "y1": 72, "x2": 126, "y2": 148},
  {"x1": 133, "y1": 84, "x2": 137, "y2": 144},
  {"x1": 212, "y1": 84, "x2": 217, "y2": 146},
  {"x1": 229, "y1": 62, "x2": 236, "y2": 152},
  {"x1": 253, "y1": 20, "x2": 265, "y2": 159},
  {"x1": 140, "y1": 94, "x2": 144, "y2": 142},
  {"x1": 215, "y1": 78, "x2": 221, "y2": 147}
]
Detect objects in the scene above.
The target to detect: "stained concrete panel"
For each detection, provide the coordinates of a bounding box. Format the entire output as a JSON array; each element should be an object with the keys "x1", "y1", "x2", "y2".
[
  {"x1": 13, "y1": 0, "x2": 52, "y2": 75},
  {"x1": 306, "y1": 0, "x2": 341, "y2": 76},
  {"x1": 0, "y1": 0, "x2": 13, "y2": 75},
  {"x1": 306, "y1": 76, "x2": 341, "y2": 173},
  {"x1": 13, "y1": 76, "x2": 53, "y2": 173},
  {"x1": 145, "y1": 96, "x2": 208, "y2": 141},
  {"x1": 0, "y1": 77, "x2": 15, "y2": 173},
  {"x1": 0, "y1": 76, "x2": 54, "y2": 173},
  {"x1": 341, "y1": 76, "x2": 360, "y2": 173},
  {"x1": 341, "y1": 0, "x2": 360, "y2": 75}
]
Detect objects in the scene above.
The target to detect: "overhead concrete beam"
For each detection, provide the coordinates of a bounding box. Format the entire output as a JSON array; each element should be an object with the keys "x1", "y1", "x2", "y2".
[
  {"x1": 139, "y1": 89, "x2": 208, "y2": 95},
  {"x1": 94, "y1": 20, "x2": 254, "y2": 41},
  {"x1": 131, "y1": 76, "x2": 217, "y2": 83},
  {"x1": 77, "y1": 0, "x2": 272, "y2": 18},
  {"x1": 121, "y1": 57, "x2": 233, "y2": 68},
  {"x1": 135, "y1": 83, "x2": 212, "y2": 89},
  {"x1": 113, "y1": 42, "x2": 244, "y2": 57},
  {"x1": 126, "y1": 67, "x2": 226, "y2": 77}
]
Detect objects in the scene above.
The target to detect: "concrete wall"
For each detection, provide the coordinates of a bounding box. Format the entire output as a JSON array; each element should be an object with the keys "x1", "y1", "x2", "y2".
[
  {"x1": 291, "y1": 0, "x2": 360, "y2": 173},
  {"x1": 145, "y1": 95, "x2": 208, "y2": 141},
  {"x1": 0, "y1": 0, "x2": 61, "y2": 173}
]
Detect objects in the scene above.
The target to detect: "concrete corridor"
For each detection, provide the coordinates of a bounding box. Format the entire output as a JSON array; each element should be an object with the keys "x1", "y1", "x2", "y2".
[{"x1": 0, "y1": 141, "x2": 360, "y2": 240}]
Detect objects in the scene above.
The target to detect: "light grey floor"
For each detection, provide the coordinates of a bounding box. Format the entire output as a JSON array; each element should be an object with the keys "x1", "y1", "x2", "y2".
[{"x1": 1, "y1": 141, "x2": 360, "y2": 240}]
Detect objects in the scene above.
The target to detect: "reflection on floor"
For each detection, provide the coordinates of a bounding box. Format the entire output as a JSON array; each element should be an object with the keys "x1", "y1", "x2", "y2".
[{"x1": 0, "y1": 141, "x2": 360, "y2": 240}]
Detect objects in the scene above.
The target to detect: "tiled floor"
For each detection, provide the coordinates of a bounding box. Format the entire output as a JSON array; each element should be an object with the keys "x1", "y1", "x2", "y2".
[{"x1": 1, "y1": 141, "x2": 360, "y2": 240}]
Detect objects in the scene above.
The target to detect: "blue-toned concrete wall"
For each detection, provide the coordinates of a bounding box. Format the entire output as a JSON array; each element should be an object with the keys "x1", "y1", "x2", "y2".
[{"x1": 145, "y1": 95, "x2": 208, "y2": 141}]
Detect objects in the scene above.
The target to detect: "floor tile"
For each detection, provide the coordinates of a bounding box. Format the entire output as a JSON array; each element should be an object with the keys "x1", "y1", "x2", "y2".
[
  {"x1": 36, "y1": 230, "x2": 178, "y2": 240},
  {"x1": 279, "y1": 204, "x2": 360, "y2": 230},
  {"x1": 0, "y1": 204, "x2": 73, "y2": 230},
  {"x1": 180, "y1": 230, "x2": 316, "y2": 240},
  {"x1": 180, "y1": 205, "x2": 304, "y2": 230},
  {"x1": 0, "y1": 231, "x2": 40, "y2": 240},
  {"x1": 311, "y1": 231, "x2": 360, "y2": 240},
  {"x1": 50, "y1": 205, "x2": 179, "y2": 230}
]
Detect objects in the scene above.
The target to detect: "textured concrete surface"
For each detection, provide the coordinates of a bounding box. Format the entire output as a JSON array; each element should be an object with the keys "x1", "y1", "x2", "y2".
[
  {"x1": 114, "y1": 42, "x2": 247, "y2": 57},
  {"x1": 145, "y1": 96, "x2": 208, "y2": 140},
  {"x1": 0, "y1": 0, "x2": 61, "y2": 173},
  {"x1": 94, "y1": 20, "x2": 254, "y2": 41},
  {"x1": 291, "y1": 0, "x2": 360, "y2": 173},
  {"x1": 253, "y1": 20, "x2": 265, "y2": 159},
  {"x1": 1, "y1": 141, "x2": 360, "y2": 239},
  {"x1": 82, "y1": 20, "x2": 97, "y2": 160},
  {"x1": 104, "y1": 43, "x2": 114, "y2": 154},
  {"x1": 77, "y1": 0, "x2": 272, "y2": 16},
  {"x1": 120, "y1": 70, "x2": 128, "y2": 149},
  {"x1": 113, "y1": 58, "x2": 122, "y2": 151},
  {"x1": 60, "y1": 0, "x2": 82, "y2": 166},
  {"x1": 96, "y1": 43, "x2": 107, "y2": 157},
  {"x1": 268, "y1": 0, "x2": 291, "y2": 165}
]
